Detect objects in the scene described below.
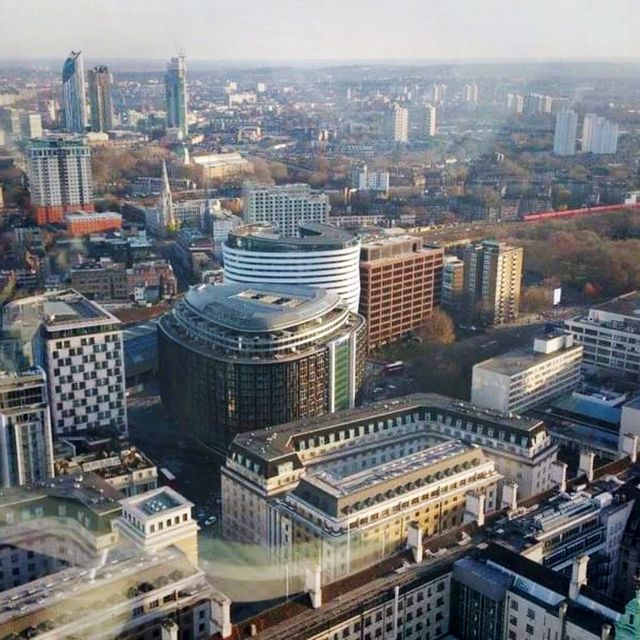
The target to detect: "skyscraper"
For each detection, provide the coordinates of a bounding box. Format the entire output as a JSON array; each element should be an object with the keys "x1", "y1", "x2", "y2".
[
  {"x1": 463, "y1": 240, "x2": 523, "y2": 325},
  {"x1": 553, "y1": 109, "x2": 578, "y2": 156},
  {"x1": 463, "y1": 83, "x2": 479, "y2": 102},
  {"x1": 88, "y1": 65, "x2": 114, "y2": 132},
  {"x1": 424, "y1": 103, "x2": 437, "y2": 137},
  {"x1": 4, "y1": 290, "x2": 128, "y2": 436},
  {"x1": 0, "y1": 368, "x2": 54, "y2": 488},
  {"x1": 165, "y1": 56, "x2": 188, "y2": 136},
  {"x1": 61, "y1": 51, "x2": 88, "y2": 133},
  {"x1": 389, "y1": 104, "x2": 408, "y2": 142},
  {"x1": 581, "y1": 114, "x2": 619, "y2": 154},
  {"x1": 26, "y1": 136, "x2": 94, "y2": 225}
]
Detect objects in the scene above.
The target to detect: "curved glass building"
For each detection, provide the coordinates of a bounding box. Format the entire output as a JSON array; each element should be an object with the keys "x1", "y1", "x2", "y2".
[
  {"x1": 158, "y1": 283, "x2": 366, "y2": 455},
  {"x1": 223, "y1": 223, "x2": 361, "y2": 313},
  {"x1": 62, "y1": 51, "x2": 88, "y2": 133}
]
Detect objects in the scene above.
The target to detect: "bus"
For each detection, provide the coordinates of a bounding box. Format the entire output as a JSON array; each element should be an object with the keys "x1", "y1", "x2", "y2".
[
  {"x1": 159, "y1": 467, "x2": 177, "y2": 488},
  {"x1": 383, "y1": 361, "x2": 405, "y2": 375}
]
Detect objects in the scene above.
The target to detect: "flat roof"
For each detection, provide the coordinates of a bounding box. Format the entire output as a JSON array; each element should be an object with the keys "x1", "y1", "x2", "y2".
[
  {"x1": 120, "y1": 486, "x2": 192, "y2": 520},
  {"x1": 228, "y1": 222, "x2": 357, "y2": 248},
  {"x1": 592, "y1": 291, "x2": 640, "y2": 318},
  {"x1": 182, "y1": 283, "x2": 341, "y2": 333},
  {"x1": 0, "y1": 473, "x2": 122, "y2": 516},
  {"x1": 474, "y1": 343, "x2": 582, "y2": 376}
]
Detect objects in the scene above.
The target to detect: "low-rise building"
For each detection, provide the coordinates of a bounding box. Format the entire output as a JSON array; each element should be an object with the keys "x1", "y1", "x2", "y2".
[
  {"x1": 55, "y1": 446, "x2": 158, "y2": 497},
  {"x1": 65, "y1": 211, "x2": 122, "y2": 236},
  {"x1": 70, "y1": 258, "x2": 130, "y2": 301},
  {"x1": 471, "y1": 332, "x2": 583, "y2": 414}
]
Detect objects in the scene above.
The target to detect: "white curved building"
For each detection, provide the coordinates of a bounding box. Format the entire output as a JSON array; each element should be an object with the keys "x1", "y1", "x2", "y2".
[{"x1": 223, "y1": 223, "x2": 361, "y2": 312}]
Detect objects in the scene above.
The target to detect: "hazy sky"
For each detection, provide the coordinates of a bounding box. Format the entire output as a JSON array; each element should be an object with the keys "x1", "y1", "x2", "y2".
[{"x1": 2, "y1": 0, "x2": 639, "y2": 62}]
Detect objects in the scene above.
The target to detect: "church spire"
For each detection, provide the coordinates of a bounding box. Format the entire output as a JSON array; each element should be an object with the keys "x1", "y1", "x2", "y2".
[{"x1": 158, "y1": 159, "x2": 175, "y2": 234}]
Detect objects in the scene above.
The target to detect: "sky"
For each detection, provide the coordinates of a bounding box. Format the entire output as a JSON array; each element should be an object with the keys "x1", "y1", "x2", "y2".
[{"x1": 1, "y1": 0, "x2": 639, "y2": 62}]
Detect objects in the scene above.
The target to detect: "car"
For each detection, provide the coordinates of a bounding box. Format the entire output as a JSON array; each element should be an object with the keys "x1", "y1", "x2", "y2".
[{"x1": 204, "y1": 516, "x2": 217, "y2": 526}]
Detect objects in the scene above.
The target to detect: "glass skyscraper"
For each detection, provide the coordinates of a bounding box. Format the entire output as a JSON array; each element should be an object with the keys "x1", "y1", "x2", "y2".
[
  {"x1": 165, "y1": 56, "x2": 188, "y2": 136},
  {"x1": 62, "y1": 51, "x2": 88, "y2": 133}
]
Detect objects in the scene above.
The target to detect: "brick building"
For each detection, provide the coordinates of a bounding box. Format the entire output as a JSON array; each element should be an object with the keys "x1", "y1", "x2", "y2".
[{"x1": 359, "y1": 235, "x2": 443, "y2": 350}]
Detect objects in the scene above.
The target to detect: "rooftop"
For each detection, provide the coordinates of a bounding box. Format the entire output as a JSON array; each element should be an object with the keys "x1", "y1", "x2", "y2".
[
  {"x1": 474, "y1": 341, "x2": 582, "y2": 376},
  {"x1": 227, "y1": 222, "x2": 357, "y2": 249},
  {"x1": 181, "y1": 283, "x2": 341, "y2": 333},
  {"x1": 121, "y1": 486, "x2": 192, "y2": 521},
  {"x1": 232, "y1": 392, "x2": 545, "y2": 462},
  {"x1": 591, "y1": 291, "x2": 640, "y2": 318},
  {"x1": 0, "y1": 473, "x2": 122, "y2": 516}
]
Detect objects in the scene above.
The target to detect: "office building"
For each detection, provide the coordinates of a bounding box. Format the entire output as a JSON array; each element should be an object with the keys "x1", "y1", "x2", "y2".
[
  {"x1": 423, "y1": 103, "x2": 437, "y2": 137},
  {"x1": 359, "y1": 235, "x2": 443, "y2": 350},
  {"x1": 472, "y1": 332, "x2": 583, "y2": 413},
  {"x1": 0, "y1": 368, "x2": 54, "y2": 488},
  {"x1": 553, "y1": 109, "x2": 578, "y2": 156},
  {"x1": 564, "y1": 292, "x2": 640, "y2": 380},
  {"x1": 222, "y1": 392, "x2": 556, "y2": 569},
  {"x1": 175, "y1": 228, "x2": 214, "y2": 276},
  {"x1": 0, "y1": 477, "x2": 223, "y2": 640},
  {"x1": 223, "y1": 400, "x2": 501, "y2": 582},
  {"x1": 463, "y1": 82, "x2": 479, "y2": 102},
  {"x1": 4, "y1": 289, "x2": 127, "y2": 436},
  {"x1": 70, "y1": 259, "x2": 130, "y2": 301},
  {"x1": 165, "y1": 55, "x2": 188, "y2": 137},
  {"x1": 159, "y1": 283, "x2": 366, "y2": 455},
  {"x1": 582, "y1": 113, "x2": 619, "y2": 154},
  {"x1": 451, "y1": 544, "x2": 622, "y2": 640},
  {"x1": 388, "y1": 104, "x2": 408, "y2": 142},
  {"x1": 463, "y1": 240, "x2": 523, "y2": 325},
  {"x1": 441, "y1": 256, "x2": 465, "y2": 313},
  {"x1": 498, "y1": 485, "x2": 633, "y2": 597},
  {"x1": 223, "y1": 222, "x2": 361, "y2": 312},
  {"x1": 87, "y1": 65, "x2": 114, "y2": 132},
  {"x1": 61, "y1": 51, "x2": 88, "y2": 133},
  {"x1": 242, "y1": 183, "x2": 330, "y2": 237},
  {"x1": 26, "y1": 137, "x2": 94, "y2": 225}
]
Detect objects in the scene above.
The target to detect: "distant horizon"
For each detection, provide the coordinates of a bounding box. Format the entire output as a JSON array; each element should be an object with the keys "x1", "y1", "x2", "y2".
[{"x1": 2, "y1": 0, "x2": 638, "y2": 63}]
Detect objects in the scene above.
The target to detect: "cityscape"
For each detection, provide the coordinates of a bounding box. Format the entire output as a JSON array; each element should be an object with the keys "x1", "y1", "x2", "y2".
[{"x1": 3, "y1": 1, "x2": 640, "y2": 639}]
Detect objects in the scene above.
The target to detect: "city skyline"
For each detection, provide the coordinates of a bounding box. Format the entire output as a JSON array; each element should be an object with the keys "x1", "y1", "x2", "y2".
[{"x1": 1, "y1": 0, "x2": 639, "y2": 62}]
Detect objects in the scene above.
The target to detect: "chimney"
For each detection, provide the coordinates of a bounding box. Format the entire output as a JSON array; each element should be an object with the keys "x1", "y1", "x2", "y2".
[
  {"x1": 619, "y1": 433, "x2": 638, "y2": 463},
  {"x1": 160, "y1": 619, "x2": 178, "y2": 640},
  {"x1": 407, "y1": 521, "x2": 423, "y2": 563},
  {"x1": 305, "y1": 564, "x2": 322, "y2": 609},
  {"x1": 551, "y1": 461, "x2": 568, "y2": 492},
  {"x1": 569, "y1": 555, "x2": 589, "y2": 600},
  {"x1": 501, "y1": 481, "x2": 518, "y2": 511},
  {"x1": 210, "y1": 592, "x2": 232, "y2": 639},
  {"x1": 579, "y1": 450, "x2": 596, "y2": 483},
  {"x1": 464, "y1": 491, "x2": 486, "y2": 527}
]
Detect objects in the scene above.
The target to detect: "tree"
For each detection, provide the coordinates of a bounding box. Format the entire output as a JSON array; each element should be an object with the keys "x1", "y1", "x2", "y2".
[
  {"x1": 418, "y1": 309, "x2": 455, "y2": 345},
  {"x1": 521, "y1": 286, "x2": 550, "y2": 313}
]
